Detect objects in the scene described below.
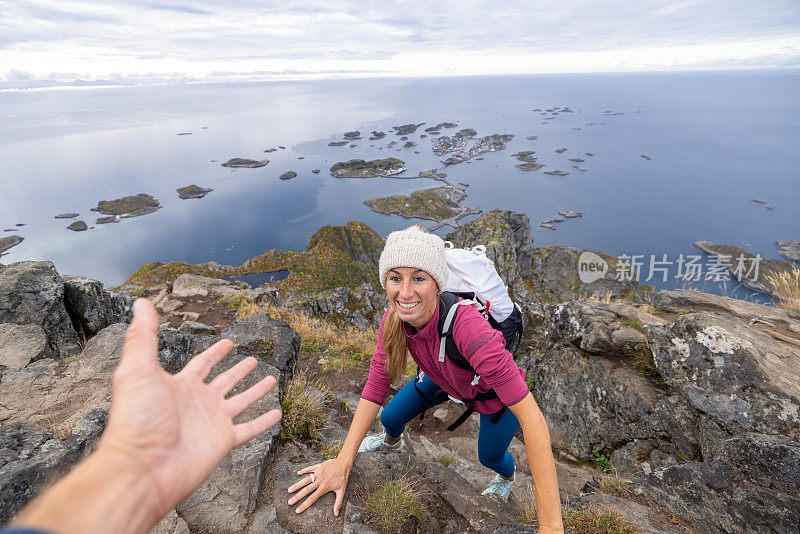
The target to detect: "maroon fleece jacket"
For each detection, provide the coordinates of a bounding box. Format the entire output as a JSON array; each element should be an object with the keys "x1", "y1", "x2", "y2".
[{"x1": 361, "y1": 303, "x2": 528, "y2": 414}]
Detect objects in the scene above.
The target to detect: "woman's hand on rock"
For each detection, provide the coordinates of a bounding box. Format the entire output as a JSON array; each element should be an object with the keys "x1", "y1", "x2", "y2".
[{"x1": 288, "y1": 458, "x2": 350, "y2": 516}]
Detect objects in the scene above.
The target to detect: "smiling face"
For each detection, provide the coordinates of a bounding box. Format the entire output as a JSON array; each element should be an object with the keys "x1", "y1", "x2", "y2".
[{"x1": 385, "y1": 267, "x2": 439, "y2": 331}]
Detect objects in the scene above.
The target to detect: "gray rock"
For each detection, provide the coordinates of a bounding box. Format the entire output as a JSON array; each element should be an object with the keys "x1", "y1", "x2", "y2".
[
  {"x1": 178, "y1": 320, "x2": 215, "y2": 335},
  {"x1": 271, "y1": 442, "x2": 344, "y2": 533},
  {"x1": 221, "y1": 312, "x2": 300, "y2": 390},
  {"x1": 171, "y1": 274, "x2": 220, "y2": 297},
  {"x1": 0, "y1": 261, "x2": 79, "y2": 357},
  {"x1": 290, "y1": 283, "x2": 388, "y2": 330},
  {"x1": 54, "y1": 213, "x2": 80, "y2": 219},
  {"x1": 173, "y1": 337, "x2": 281, "y2": 534},
  {"x1": 0, "y1": 324, "x2": 52, "y2": 369},
  {"x1": 151, "y1": 509, "x2": 190, "y2": 534},
  {"x1": 629, "y1": 433, "x2": 800, "y2": 534},
  {"x1": 62, "y1": 275, "x2": 133, "y2": 336},
  {"x1": 171, "y1": 274, "x2": 279, "y2": 305},
  {"x1": 647, "y1": 311, "x2": 800, "y2": 438},
  {"x1": 651, "y1": 289, "x2": 800, "y2": 327},
  {"x1": 546, "y1": 300, "x2": 652, "y2": 359},
  {"x1": 67, "y1": 220, "x2": 88, "y2": 232},
  {"x1": 0, "y1": 410, "x2": 106, "y2": 525},
  {"x1": 246, "y1": 505, "x2": 288, "y2": 533},
  {"x1": 775, "y1": 240, "x2": 800, "y2": 262},
  {"x1": 533, "y1": 343, "x2": 671, "y2": 460},
  {"x1": 0, "y1": 324, "x2": 193, "y2": 427},
  {"x1": 568, "y1": 492, "x2": 680, "y2": 534}
]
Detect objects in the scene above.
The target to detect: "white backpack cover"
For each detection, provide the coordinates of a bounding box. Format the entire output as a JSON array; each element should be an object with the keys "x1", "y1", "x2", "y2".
[{"x1": 442, "y1": 242, "x2": 514, "y2": 322}]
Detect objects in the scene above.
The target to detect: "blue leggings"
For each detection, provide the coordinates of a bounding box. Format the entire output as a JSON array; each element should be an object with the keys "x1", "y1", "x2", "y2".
[{"x1": 380, "y1": 375, "x2": 519, "y2": 478}]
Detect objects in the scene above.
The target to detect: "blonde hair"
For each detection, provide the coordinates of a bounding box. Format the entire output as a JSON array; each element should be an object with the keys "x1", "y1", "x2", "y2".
[{"x1": 383, "y1": 307, "x2": 409, "y2": 383}]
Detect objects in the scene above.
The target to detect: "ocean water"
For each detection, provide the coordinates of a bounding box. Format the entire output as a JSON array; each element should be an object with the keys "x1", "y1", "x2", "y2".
[{"x1": 1, "y1": 71, "x2": 798, "y2": 301}]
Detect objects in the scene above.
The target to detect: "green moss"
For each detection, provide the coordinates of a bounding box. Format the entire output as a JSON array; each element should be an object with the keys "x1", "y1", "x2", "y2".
[
  {"x1": 620, "y1": 317, "x2": 645, "y2": 333},
  {"x1": 117, "y1": 221, "x2": 382, "y2": 296}
]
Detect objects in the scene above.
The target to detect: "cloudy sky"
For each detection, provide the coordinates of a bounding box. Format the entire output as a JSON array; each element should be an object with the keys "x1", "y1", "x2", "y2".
[{"x1": 2, "y1": 0, "x2": 799, "y2": 87}]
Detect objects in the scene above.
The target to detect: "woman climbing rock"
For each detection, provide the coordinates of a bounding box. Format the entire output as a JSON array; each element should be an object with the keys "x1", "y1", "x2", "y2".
[{"x1": 288, "y1": 225, "x2": 564, "y2": 533}]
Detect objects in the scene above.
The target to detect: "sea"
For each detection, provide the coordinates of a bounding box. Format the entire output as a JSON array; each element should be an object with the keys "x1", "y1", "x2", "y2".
[{"x1": 1, "y1": 71, "x2": 798, "y2": 302}]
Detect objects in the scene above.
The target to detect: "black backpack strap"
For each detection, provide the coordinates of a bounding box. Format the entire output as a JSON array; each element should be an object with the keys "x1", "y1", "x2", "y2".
[
  {"x1": 437, "y1": 292, "x2": 474, "y2": 371},
  {"x1": 436, "y1": 291, "x2": 511, "y2": 432}
]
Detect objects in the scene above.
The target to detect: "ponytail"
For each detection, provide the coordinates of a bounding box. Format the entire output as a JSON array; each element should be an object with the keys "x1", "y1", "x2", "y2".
[{"x1": 382, "y1": 307, "x2": 409, "y2": 383}]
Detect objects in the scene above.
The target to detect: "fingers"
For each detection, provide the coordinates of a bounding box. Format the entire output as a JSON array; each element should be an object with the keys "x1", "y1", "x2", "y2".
[
  {"x1": 181, "y1": 338, "x2": 234, "y2": 380},
  {"x1": 119, "y1": 299, "x2": 160, "y2": 373},
  {"x1": 287, "y1": 477, "x2": 315, "y2": 505},
  {"x1": 294, "y1": 487, "x2": 325, "y2": 514},
  {"x1": 295, "y1": 463, "x2": 324, "y2": 477},
  {"x1": 209, "y1": 356, "x2": 258, "y2": 396},
  {"x1": 334, "y1": 488, "x2": 345, "y2": 517},
  {"x1": 224, "y1": 375, "x2": 277, "y2": 418},
  {"x1": 232, "y1": 408, "x2": 282, "y2": 447}
]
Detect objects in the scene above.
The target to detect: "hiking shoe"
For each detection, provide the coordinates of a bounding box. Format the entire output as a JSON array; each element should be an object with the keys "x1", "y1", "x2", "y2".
[
  {"x1": 358, "y1": 432, "x2": 404, "y2": 453},
  {"x1": 481, "y1": 472, "x2": 514, "y2": 501}
]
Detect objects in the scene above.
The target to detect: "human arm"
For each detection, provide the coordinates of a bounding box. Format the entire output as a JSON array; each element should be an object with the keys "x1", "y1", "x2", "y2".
[
  {"x1": 288, "y1": 397, "x2": 381, "y2": 516},
  {"x1": 10, "y1": 298, "x2": 282, "y2": 534},
  {"x1": 508, "y1": 393, "x2": 564, "y2": 534}
]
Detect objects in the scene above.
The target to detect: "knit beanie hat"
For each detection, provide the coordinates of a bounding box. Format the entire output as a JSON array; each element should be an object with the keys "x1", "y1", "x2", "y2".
[{"x1": 379, "y1": 226, "x2": 449, "y2": 291}]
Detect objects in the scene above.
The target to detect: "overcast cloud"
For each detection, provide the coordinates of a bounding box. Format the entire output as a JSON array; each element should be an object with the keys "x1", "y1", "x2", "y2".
[{"x1": 1, "y1": 0, "x2": 799, "y2": 87}]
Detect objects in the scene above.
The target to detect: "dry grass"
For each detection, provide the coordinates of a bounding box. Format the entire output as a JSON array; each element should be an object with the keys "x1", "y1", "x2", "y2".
[
  {"x1": 222, "y1": 293, "x2": 378, "y2": 370},
  {"x1": 435, "y1": 452, "x2": 458, "y2": 467},
  {"x1": 520, "y1": 485, "x2": 634, "y2": 534},
  {"x1": 764, "y1": 266, "x2": 800, "y2": 313},
  {"x1": 519, "y1": 482, "x2": 539, "y2": 525},
  {"x1": 585, "y1": 291, "x2": 614, "y2": 304},
  {"x1": 597, "y1": 473, "x2": 632, "y2": 495},
  {"x1": 562, "y1": 504, "x2": 636, "y2": 534},
  {"x1": 319, "y1": 439, "x2": 344, "y2": 460},
  {"x1": 365, "y1": 475, "x2": 425, "y2": 534},
  {"x1": 279, "y1": 372, "x2": 326, "y2": 441}
]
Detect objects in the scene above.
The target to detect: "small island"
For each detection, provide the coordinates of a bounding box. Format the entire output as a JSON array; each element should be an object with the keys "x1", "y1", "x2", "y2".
[
  {"x1": 425, "y1": 122, "x2": 457, "y2": 132},
  {"x1": 555, "y1": 148, "x2": 567, "y2": 153},
  {"x1": 545, "y1": 170, "x2": 569, "y2": 176},
  {"x1": 368, "y1": 131, "x2": 386, "y2": 140},
  {"x1": 392, "y1": 123, "x2": 424, "y2": 135},
  {"x1": 67, "y1": 220, "x2": 88, "y2": 232},
  {"x1": 435, "y1": 131, "x2": 513, "y2": 165},
  {"x1": 343, "y1": 131, "x2": 361, "y2": 140},
  {"x1": 177, "y1": 185, "x2": 213, "y2": 199},
  {"x1": 221, "y1": 158, "x2": 269, "y2": 168},
  {"x1": 329, "y1": 158, "x2": 406, "y2": 178},
  {"x1": 364, "y1": 187, "x2": 465, "y2": 222},
  {"x1": 0, "y1": 235, "x2": 23, "y2": 256},
  {"x1": 512, "y1": 151, "x2": 538, "y2": 169},
  {"x1": 516, "y1": 162, "x2": 543, "y2": 171},
  {"x1": 54, "y1": 213, "x2": 79, "y2": 219},
  {"x1": 91, "y1": 193, "x2": 162, "y2": 218},
  {"x1": 279, "y1": 171, "x2": 297, "y2": 180},
  {"x1": 311, "y1": 169, "x2": 321, "y2": 174}
]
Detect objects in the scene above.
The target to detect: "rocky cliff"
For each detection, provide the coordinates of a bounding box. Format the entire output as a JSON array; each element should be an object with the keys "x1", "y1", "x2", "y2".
[{"x1": 1, "y1": 211, "x2": 798, "y2": 533}]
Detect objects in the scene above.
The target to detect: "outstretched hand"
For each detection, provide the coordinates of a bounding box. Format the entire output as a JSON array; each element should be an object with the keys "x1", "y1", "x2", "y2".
[{"x1": 100, "y1": 298, "x2": 282, "y2": 518}]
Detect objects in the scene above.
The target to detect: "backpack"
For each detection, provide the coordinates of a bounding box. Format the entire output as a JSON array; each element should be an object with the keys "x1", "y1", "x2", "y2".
[{"x1": 413, "y1": 243, "x2": 524, "y2": 431}]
